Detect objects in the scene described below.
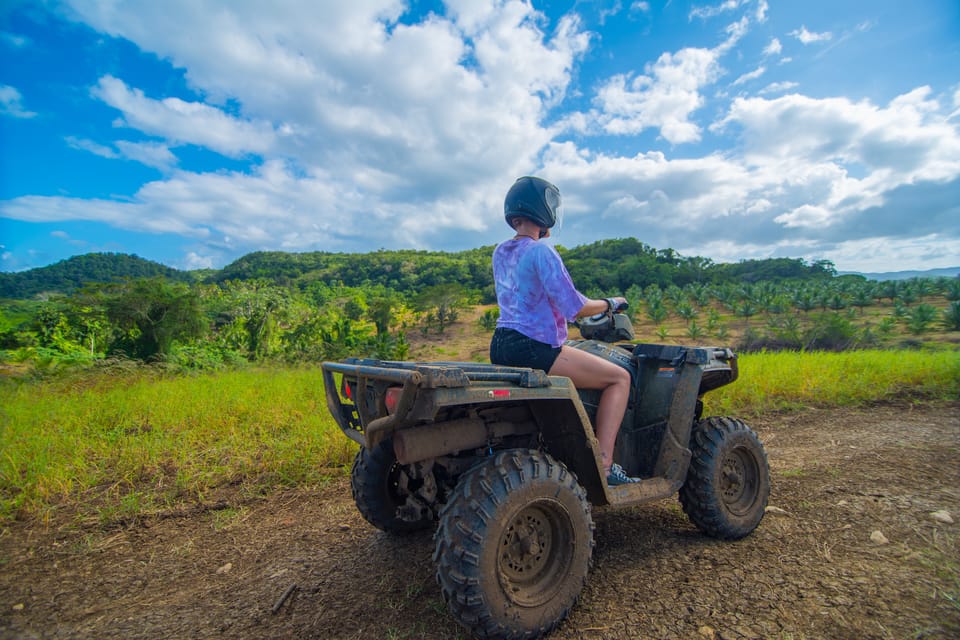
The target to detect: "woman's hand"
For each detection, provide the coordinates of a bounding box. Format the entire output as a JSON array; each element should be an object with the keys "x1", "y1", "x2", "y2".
[
  {"x1": 605, "y1": 297, "x2": 628, "y2": 312},
  {"x1": 577, "y1": 296, "x2": 627, "y2": 319}
]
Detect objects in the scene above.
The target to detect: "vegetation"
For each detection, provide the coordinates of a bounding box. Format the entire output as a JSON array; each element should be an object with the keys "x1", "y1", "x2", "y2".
[
  {"x1": 1, "y1": 246, "x2": 958, "y2": 372},
  {"x1": 0, "y1": 252, "x2": 195, "y2": 298},
  {"x1": 0, "y1": 245, "x2": 957, "y2": 525},
  {"x1": 0, "y1": 366, "x2": 353, "y2": 524},
  {"x1": 1, "y1": 350, "x2": 956, "y2": 525}
]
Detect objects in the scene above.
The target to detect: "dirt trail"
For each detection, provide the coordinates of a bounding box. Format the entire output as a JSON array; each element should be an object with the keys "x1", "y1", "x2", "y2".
[{"x1": 2, "y1": 403, "x2": 958, "y2": 640}]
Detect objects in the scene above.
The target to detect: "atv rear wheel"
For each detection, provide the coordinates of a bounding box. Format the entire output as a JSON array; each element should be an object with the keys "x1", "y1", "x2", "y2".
[
  {"x1": 434, "y1": 449, "x2": 593, "y2": 640},
  {"x1": 680, "y1": 416, "x2": 770, "y2": 540},
  {"x1": 351, "y1": 438, "x2": 435, "y2": 533}
]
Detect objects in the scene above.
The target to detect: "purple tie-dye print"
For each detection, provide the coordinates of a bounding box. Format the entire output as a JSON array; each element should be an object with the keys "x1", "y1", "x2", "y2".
[{"x1": 492, "y1": 237, "x2": 588, "y2": 347}]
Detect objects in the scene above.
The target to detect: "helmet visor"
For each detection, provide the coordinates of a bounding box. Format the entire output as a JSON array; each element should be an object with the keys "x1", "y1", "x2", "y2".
[{"x1": 544, "y1": 184, "x2": 563, "y2": 233}]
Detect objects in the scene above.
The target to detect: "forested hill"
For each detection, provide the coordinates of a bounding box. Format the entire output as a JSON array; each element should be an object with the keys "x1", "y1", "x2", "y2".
[
  {"x1": 0, "y1": 240, "x2": 842, "y2": 300},
  {"x1": 212, "y1": 239, "x2": 840, "y2": 298},
  {"x1": 0, "y1": 253, "x2": 195, "y2": 299}
]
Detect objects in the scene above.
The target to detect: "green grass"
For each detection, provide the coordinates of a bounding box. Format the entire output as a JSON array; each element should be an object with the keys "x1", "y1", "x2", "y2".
[
  {"x1": 703, "y1": 349, "x2": 960, "y2": 417},
  {"x1": 1, "y1": 349, "x2": 958, "y2": 524},
  {"x1": 0, "y1": 366, "x2": 354, "y2": 523}
]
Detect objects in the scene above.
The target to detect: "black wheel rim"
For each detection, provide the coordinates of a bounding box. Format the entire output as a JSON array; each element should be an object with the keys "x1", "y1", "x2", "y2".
[
  {"x1": 720, "y1": 446, "x2": 760, "y2": 516},
  {"x1": 497, "y1": 499, "x2": 574, "y2": 607}
]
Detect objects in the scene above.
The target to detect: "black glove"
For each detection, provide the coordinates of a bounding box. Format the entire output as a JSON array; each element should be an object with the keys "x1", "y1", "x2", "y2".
[{"x1": 605, "y1": 297, "x2": 628, "y2": 313}]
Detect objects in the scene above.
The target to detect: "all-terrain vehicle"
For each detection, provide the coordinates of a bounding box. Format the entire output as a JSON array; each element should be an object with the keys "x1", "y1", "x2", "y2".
[{"x1": 320, "y1": 306, "x2": 770, "y2": 639}]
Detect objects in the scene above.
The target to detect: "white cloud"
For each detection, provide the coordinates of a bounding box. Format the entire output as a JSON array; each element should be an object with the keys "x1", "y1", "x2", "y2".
[
  {"x1": 762, "y1": 37, "x2": 781, "y2": 56},
  {"x1": 790, "y1": 25, "x2": 832, "y2": 44},
  {"x1": 2, "y1": 1, "x2": 956, "y2": 273},
  {"x1": 66, "y1": 136, "x2": 118, "y2": 158},
  {"x1": 594, "y1": 47, "x2": 723, "y2": 143},
  {"x1": 91, "y1": 76, "x2": 276, "y2": 157},
  {"x1": 759, "y1": 81, "x2": 799, "y2": 95},
  {"x1": 181, "y1": 251, "x2": 215, "y2": 270},
  {"x1": 949, "y1": 88, "x2": 960, "y2": 120},
  {"x1": 592, "y1": 10, "x2": 751, "y2": 144},
  {"x1": 0, "y1": 85, "x2": 37, "y2": 118},
  {"x1": 689, "y1": 0, "x2": 746, "y2": 21},
  {"x1": 36, "y1": 0, "x2": 591, "y2": 255},
  {"x1": 115, "y1": 141, "x2": 178, "y2": 171},
  {"x1": 538, "y1": 83, "x2": 960, "y2": 265},
  {"x1": 732, "y1": 66, "x2": 765, "y2": 86},
  {"x1": 775, "y1": 204, "x2": 832, "y2": 228},
  {"x1": 755, "y1": 0, "x2": 768, "y2": 23},
  {"x1": 66, "y1": 135, "x2": 177, "y2": 170}
]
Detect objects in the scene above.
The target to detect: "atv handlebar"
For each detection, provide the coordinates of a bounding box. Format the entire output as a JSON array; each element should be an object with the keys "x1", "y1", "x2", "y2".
[{"x1": 605, "y1": 297, "x2": 629, "y2": 313}]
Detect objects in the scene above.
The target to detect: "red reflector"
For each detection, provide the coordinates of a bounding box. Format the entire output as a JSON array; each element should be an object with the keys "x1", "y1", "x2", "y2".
[
  {"x1": 488, "y1": 389, "x2": 511, "y2": 398},
  {"x1": 385, "y1": 387, "x2": 402, "y2": 414},
  {"x1": 343, "y1": 382, "x2": 353, "y2": 400}
]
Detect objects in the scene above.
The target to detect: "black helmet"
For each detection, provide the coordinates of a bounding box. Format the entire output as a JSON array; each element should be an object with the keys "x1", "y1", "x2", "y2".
[{"x1": 504, "y1": 176, "x2": 562, "y2": 229}]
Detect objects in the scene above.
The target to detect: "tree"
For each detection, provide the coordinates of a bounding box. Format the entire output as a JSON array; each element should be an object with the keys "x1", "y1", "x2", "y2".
[
  {"x1": 686, "y1": 320, "x2": 705, "y2": 340},
  {"x1": 104, "y1": 279, "x2": 205, "y2": 360},
  {"x1": 415, "y1": 284, "x2": 467, "y2": 334},
  {"x1": 646, "y1": 302, "x2": 668, "y2": 324},
  {"x1": 942, "y1": 301, "x2": 960, "y2": 331},
  {"x1": 906, "y1": 304, "x2": 938, "y2": 335},
  {"x1": 367, "y1": 289, "x2": 403, "y2": 336},
  {"x1": 735, "y1": 301, "x2": 757, "y2": 328}
]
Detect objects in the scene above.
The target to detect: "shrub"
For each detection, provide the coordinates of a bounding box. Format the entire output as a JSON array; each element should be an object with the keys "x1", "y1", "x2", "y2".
[
  {"x1": 942, "y1": 301, "x2": 960, "y2": 331},
  {"x1": 478, "y1": 308, "x2": 499, "y2": 331},
  {"x1": 804, "y1": 312, "x2": 858, "y2": 351}
]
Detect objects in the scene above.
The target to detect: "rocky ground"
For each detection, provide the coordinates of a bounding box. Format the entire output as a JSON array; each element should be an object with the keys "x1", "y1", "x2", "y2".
[{"x1": 1, "y1": 402, "x2": 958, "y2": 640}]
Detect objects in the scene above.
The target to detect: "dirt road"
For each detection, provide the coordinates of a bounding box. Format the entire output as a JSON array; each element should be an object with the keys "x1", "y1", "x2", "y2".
[{"x1": 2, "y1": 403, "x2": 958, "y2": 640}]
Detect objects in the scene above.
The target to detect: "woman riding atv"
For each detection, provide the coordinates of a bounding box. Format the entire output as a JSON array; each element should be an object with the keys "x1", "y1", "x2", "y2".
[{"x1": 489, "y1": 176, "x2": 640, "y2": 486}]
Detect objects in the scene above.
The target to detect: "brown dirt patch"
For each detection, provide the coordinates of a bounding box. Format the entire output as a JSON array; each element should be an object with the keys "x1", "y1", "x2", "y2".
[{"x1": 2, "y1": 403, "x2": 958, "y2": 640}]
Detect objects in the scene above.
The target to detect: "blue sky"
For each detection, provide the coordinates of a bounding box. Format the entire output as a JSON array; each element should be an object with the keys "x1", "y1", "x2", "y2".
[{"x1": 1, "y1": 0, "x2": 959, "y2": 274}]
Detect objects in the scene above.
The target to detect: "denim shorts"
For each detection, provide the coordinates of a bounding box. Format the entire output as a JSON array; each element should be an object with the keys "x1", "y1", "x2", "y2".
[{"x1": 490, "y1": 328, "x2": 561, "y2": 372}]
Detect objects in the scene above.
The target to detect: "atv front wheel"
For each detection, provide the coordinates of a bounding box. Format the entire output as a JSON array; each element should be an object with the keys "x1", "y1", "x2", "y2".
[
  {"x1": 351, "y1": 438, "x2": 436, "y2": 533},
  {"x1": 434, "y1": 449, "x2": 594, "y2": 640},
  {"x1": 680, "y1": 416, "x2": 770, "y2": 540}
]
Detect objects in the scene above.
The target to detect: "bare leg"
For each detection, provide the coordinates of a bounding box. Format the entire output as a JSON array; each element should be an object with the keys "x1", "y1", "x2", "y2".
[{"x1": 549, "y1": 346, "x2": 631, "y2": 474}]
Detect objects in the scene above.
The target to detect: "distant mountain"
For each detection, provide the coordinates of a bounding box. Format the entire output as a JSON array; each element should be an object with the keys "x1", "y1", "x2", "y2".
[
  {"x1": 840, "y1": 266, "x2": 960, "y2": 281},
  {"x1": 0, "y1": 253, "x2": 192, "y2": 299}
]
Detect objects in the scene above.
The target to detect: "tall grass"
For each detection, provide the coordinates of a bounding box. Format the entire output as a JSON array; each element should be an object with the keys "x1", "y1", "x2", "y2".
[
  {"x1": 1, "y1": 350, "x2": 958, "y2": 524},
  {"x1": 704, "y1": 349, "x2": 960, "y2": 417},
  {"x1": 0, "y1": 367, "x2": 355, "y2": 523}
]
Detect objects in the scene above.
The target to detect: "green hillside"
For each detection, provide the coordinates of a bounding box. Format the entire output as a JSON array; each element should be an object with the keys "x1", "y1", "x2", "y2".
[{"x1": 0, "y1": 253, "x2": 194, "y2": 299}]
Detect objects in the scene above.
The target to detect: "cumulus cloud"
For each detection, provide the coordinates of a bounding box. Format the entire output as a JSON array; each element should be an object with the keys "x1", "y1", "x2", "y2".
[
  {"x1": 541, "y1": 82, "x2": 960, "y2": 266},
  {"x1": 0, "y1": 85, "x2": 36, "y2": 118},
  {"x1": 755, "y1": 0, "x2": 768, "y2": 22},
  {"x1": 91, "y1": 76, "x2": 276, "y2": 157},
  {"x1": 790, "y1": 25, "x2": 832, "y2": 44},
  {"x1": 592, "y1": 10, "x2": 751, "y2": 144},
  {"x1": 0, "y1": 0, "x2": 594, "y2": 257},
  {"x1": 763, "y1": 37, "x2": 782, "y2": 56},
  {"x1": 2, "y1": 0, "x2": 957, "y2": 272},
  {"x1": 689, "y1": 0, "x2": 747, "y2": 21},
  {"x1": 594, "y1": 47, "x2": 723, "y2": 143}
]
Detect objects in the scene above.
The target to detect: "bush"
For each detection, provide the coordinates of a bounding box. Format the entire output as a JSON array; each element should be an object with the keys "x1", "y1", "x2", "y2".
[
  {"x1": 942, "y1": 301, "x2": 960, "y2": 331},
  {"x1": 478, "y1": 308, "x2": 499, "y2": 331},
  {"x1": 804, "y1": 312, "x2": 858, "y2": 351}
]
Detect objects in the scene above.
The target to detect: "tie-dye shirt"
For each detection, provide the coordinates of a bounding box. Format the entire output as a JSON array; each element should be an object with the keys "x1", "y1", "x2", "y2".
[{"x1": 493, "y1": 237, "x2": 588, "y2": 347}]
